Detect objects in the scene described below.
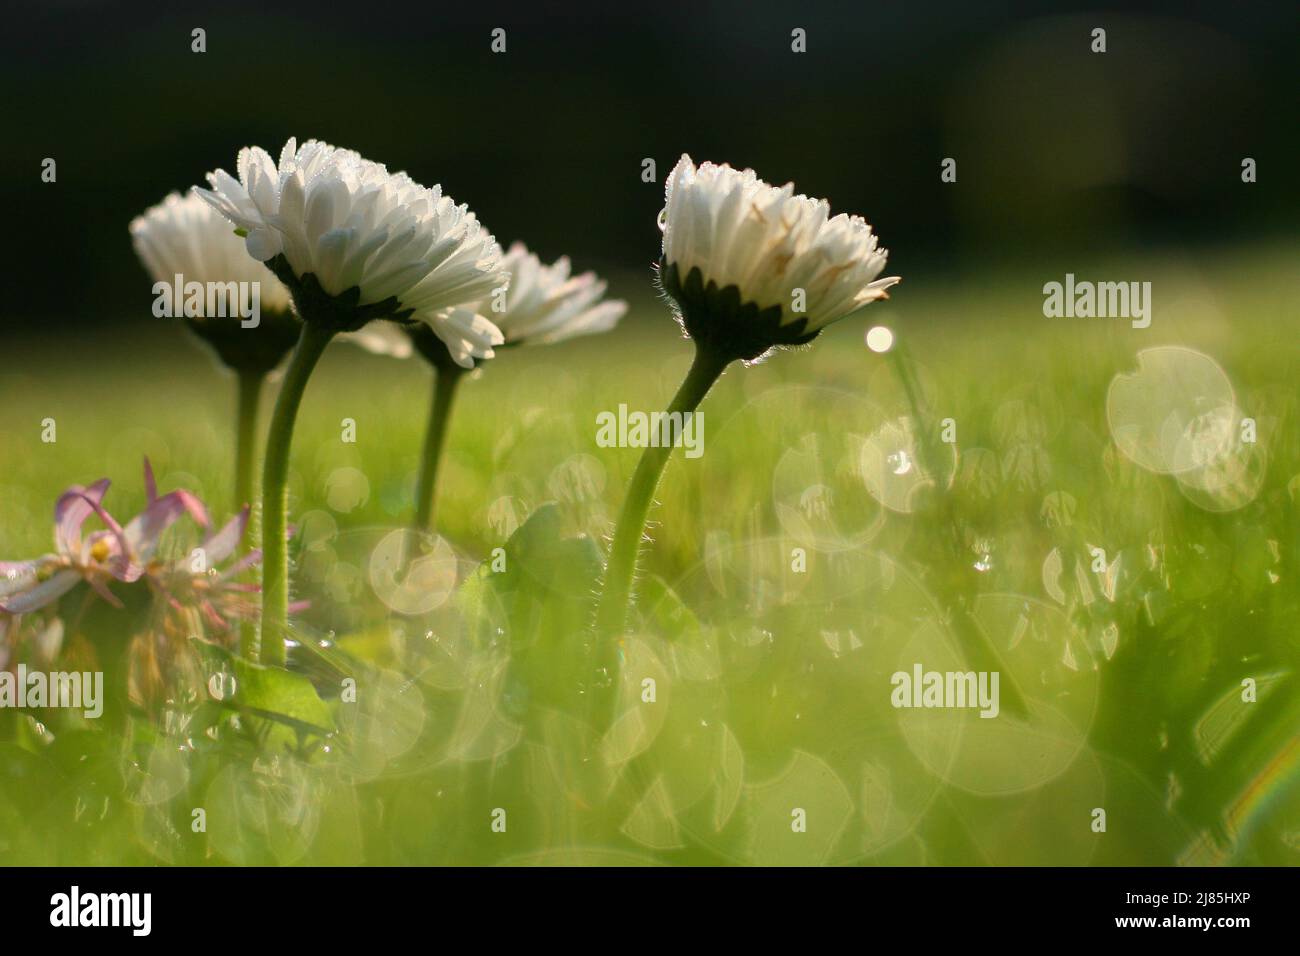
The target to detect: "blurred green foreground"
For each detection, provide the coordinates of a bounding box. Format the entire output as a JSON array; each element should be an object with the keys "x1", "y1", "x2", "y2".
[{"x1": 0, "y1": 243, "x2": 1297, "y2": 865}]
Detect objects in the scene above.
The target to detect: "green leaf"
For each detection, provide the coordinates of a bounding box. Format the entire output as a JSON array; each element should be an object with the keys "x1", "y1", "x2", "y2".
[
  {"x1": 637, "y1": 574, "x2": 721, "y2": 681},
  {"x1": 191, "y1": 641, "x2": 333, "y2": 734},
  {"x1": 494, "y1": 503, "x2": 603, "y2": 601},
  {"x1": 232, "y1": 658, "x2": 334, "y2": 733},
  {"x1": 486, "y1": 502, "x2": 603, "y2": 628},
  {"x1": 477, "y1": 503, "x2": 605, "y2": 716}
]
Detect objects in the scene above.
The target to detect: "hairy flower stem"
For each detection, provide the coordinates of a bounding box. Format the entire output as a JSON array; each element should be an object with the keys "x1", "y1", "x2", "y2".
[
  {"x1": 234, "y1": 369, "x2": 263, "y2": 660},
  {"x1": 595, "y1": 343, "x2": 731, "y2": 641},
  {"x1": 234, "y1": 368, "x2": 263, "y2": 513},
  {"x1": 413, "y1": 366, "x2": 464, "y2": 534},
  {"x1": 259, "y1": 322, "x2": 335, "y2": 666}
]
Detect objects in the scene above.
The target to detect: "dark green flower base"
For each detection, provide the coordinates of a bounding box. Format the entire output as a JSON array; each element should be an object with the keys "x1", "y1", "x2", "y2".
[
  {"x1": 266, "y1": 254, "x2": 414, "y2": 334},
  {"x1": 185, "y1": 308, "x2": 302, "y2": 376},
  {"x1": 659, "y1": 260, "x2": 820, "y2": 363}
]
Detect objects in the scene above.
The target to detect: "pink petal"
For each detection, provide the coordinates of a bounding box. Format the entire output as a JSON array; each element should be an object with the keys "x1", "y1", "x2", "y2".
[
  {"x1": 0, "y1": 569, "x2": 80, "y2": 614},
  {"x1": 88, "y1": 574, "x2": 124, "y2": 609},
  {"x1": 143, "y1": 457, "x2": 158, "y2": 504},
  {"x1": 219, "y1": 549, "x2": 262, "y2": 580},
  {"x1": 200, "y1": 601, "x2": 229, "y2": 631},
  {"x1": 122, "y1": 490, "x2": 210, "y2": 572},
  {"x1": 67, "y1": 491, "x2": 133, "y2": 581},
  {"x1": 0, "y1": 559, "x2": 48, "y2": 599},
  {"x1": 203, "y1": 506, "x2": 249, "y2": 564},
  {"x1": 80, "y1": 528, "x2": 123, "y2": 560},
  {"x1": 54, "y1": 478, "x2": 111, "y2": 555}
]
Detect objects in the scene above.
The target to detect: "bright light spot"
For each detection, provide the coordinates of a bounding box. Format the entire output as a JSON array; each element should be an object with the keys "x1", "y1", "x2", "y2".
[{"x1": 865, "y1": 326, "x2": 894, "y2": 353}]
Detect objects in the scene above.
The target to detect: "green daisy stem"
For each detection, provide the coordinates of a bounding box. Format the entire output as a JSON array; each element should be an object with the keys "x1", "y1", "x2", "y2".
[
  {"x1": 413, "y1": 364, "x2": 465, "y2": 534},
  {"x1": 234, "y1": 367, "x2": 263, "y2": 660},
  {"x1": 259, "y1": 321, "x2": 336, "y2": 666},
  {"x1": 233, "y1": 368, "x2": 263, "y2": 514},
  {"x1": 595, "y1": 343, "x2": 731, "y2": 640}
]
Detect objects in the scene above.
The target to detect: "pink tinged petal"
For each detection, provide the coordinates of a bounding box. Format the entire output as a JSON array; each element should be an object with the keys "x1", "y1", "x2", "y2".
[
  {"x1": 88, "y1": 575, "x2": 124, "y2": 609},
  {"x1": 0, "y1": 569, "x2": 80, "y2": 614},
  {"x1": 535, "y1": 300, "x2": 627, "y2": 345},
  {"x1": 70, "y1": 491, "x2": 136, "y2": 581},
  {"x1": 143, "y1": 457, "x2": 158, "y2": 504},
  {"x1": 0, "y1": 559, "x2": 49, "y2": 599},
  {"x1": 200, "y1": 601, "x2": 229, "y2": 632},
  {"x1": 54, "y1": 478, "x2": 111, "y2": 554},
  {"x1": 218, "y1": 549, "x2": 262, "y2": 582},
  {"x1": 288, "y1": 600, "x2": 312, "y2": 614},
  {"x1": 63, "y1": 488, "x2": 133, "y2": 579},
  {"x1": 123, "y1": 490, "x2": 210, "y2": 567},
  {"x1": 203, "y1": 507, "x2": 250, "y2": 564},
  {"x1": 80, "y1": 529, "x2": 123, "y2": 565}
]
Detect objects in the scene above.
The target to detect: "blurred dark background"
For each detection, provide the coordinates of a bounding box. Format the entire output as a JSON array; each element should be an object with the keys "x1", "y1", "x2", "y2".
[{"x1": 2, "y1": 0, "x2": 1296, "y2": 333}]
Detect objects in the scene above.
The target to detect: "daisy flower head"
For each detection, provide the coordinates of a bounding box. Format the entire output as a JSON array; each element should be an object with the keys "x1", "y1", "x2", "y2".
[
  {"x1": 394, "y1": 241, "x2": 627, "y2": 369},
  {"x1": 130, "y1": 191, "x2": 299, "y2": 372},
  {"x1": 468, "y1": 241, "x2": 627, "y2": 349},
  {"x1": 658, "y1": 154, "x2": 900, "y2": 362},
  {"x1": 195, "y1": 137, "x2": 508, "y2": 368},
  {"x1": 131, "y1": 191, "x2": 293, "y2": 313}
]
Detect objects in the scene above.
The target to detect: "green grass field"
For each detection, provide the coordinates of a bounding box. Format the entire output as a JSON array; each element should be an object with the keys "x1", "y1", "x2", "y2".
[{"x1": 1, "y1": 242, "x2": 1297, "y2": 865}]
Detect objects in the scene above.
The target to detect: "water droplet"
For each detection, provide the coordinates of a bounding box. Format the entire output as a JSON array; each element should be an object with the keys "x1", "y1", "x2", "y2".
[{"x1": 888, "y1": 450, "x2": 912, "y2": 475}]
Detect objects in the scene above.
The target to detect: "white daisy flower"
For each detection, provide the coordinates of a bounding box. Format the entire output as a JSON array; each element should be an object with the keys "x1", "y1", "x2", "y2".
[
  {"x1": 659, "y1": 154, "x2": 899, "y2": 360},
  {"x1": 341, "y1": 242, "x2": 627, "y2": 367},
  {"x1": 195, "y1": 137, "x2": 506, "y2": 368},
  {"x1": 131, "y1": 191, "x2": 293, "y2": 313},
  {"x1": 464, "y1": 241, "x2": 627, "y2": 348},
  {"x1": 130, "y1": 191, "x2": 299, "y2": 373}
]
